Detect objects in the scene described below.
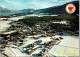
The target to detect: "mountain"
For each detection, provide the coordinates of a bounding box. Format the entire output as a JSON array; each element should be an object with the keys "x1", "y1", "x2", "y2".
[
  {"x1": 0, "y1": 1, "x2": 78, "y2": 16},
  {"x1": 37, "y1": 1, "x2": 79, "y2": 15},
  {"x1": 21, "y1": 8, "x2": 39, "y2": 13},
  {"x1": 0, "y1": 5, "x2": 11, "y2": 13},
  {"x1": 0, "y1": 5, "x2": 11, "y2": 16}
]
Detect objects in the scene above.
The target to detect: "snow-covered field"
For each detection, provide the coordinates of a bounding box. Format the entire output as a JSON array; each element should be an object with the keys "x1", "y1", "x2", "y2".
[
  {"x1": 52, "y1": 21, "x2": 69, "y2": 25},
  {"x1": 0, "y1": 21, "x2": 11, "y2": 32},
  {"x1": 8, "y1": 16, "x2": 24, "y2": 21},
  {"x1": 0, "y1": 16, "x2": 24, "y2": 32},
  {"x1": 49, "y1": 35, "x2": 79, "y2": 56}
]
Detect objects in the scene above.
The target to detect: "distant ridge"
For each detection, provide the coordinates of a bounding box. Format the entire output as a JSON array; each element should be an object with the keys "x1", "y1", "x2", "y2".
[
  {"x1": 0, "y1": 5, "x2": 11, "y2": 13},
  {"x1": 38, "y1": 1, "x2": 79, "y2": 15}
]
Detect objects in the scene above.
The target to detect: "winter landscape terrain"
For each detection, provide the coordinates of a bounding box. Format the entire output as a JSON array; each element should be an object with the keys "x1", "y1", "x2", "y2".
[
  {"x1": 0, "y1": 0, "x2": 79, "y2": 57},
  {"x1": 0, "y1": 15, "x2": 79, "y2": 57}
]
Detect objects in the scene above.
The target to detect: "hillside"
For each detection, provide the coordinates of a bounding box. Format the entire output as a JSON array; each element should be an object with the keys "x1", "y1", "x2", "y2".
[
  {"x1": 38, "y1": 1, "x2": 79, "y2": 14},
  {"x1": 0, "y1": 5, "x2": 11, "y2": 16},
  {"x1": 0, "y1": 5, "x2": 11, "y2": 13}
]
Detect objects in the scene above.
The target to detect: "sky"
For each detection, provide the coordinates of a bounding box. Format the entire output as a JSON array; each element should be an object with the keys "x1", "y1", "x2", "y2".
[{"x1": 0, "y1": 0, "x2": 78, "y2": 10}]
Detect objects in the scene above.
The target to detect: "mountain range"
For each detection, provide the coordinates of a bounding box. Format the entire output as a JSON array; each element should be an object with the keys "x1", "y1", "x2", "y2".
[
  {"x1": 0, "y1": 5, "x2": 11, "y2": 13},
  {"x1": 0, "y1": 1, "x2": 79, "y2": 16},
  {"x1": 37, "y1": 1, "x2": 79, "y2": 15}
]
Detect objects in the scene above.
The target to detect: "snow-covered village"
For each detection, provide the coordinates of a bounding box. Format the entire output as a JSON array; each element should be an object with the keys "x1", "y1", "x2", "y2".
[{"x1": 0, "y1": 0, "x2": 79, "y2": 57}]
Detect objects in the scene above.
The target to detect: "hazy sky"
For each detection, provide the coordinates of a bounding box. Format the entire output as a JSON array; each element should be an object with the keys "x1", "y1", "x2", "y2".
[{"x1": 0, "y1": 0, "x2": 78, "y2": 10}]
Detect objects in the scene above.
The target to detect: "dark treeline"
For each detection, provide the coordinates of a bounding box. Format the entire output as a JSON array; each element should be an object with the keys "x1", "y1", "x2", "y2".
[
  {"x1": 0, "y1": 16, "x2": 11, "y2": 18},
  {"x1": 18, "y1": 14, "x2": 79, "y2": 32},
  {"x1": 19, "y1": 16, "x2": 52, "y2": 26}
]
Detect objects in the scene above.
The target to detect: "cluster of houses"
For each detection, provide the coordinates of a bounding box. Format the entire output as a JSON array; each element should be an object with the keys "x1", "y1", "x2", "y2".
[
  {"x1": 0, "y1": 21, "x2": 26, "y2": 49},
  {"x1": 0, "y1": 20, "x2": 65, "y2": 57}
]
